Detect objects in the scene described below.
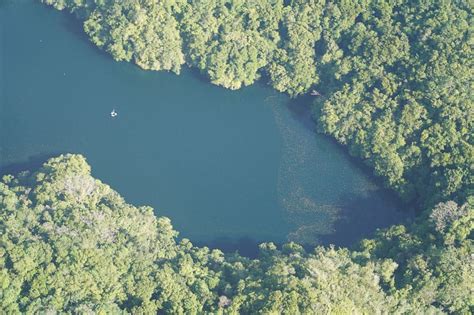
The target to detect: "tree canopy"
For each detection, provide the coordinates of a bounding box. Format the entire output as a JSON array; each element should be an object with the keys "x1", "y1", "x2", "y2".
[
  {"x1": 314, "y1": 0, "x2": 473, "y2": 207},
  {"x1": 1, "y1": 155, "x2": 472, "y2": 313},
  {"x1": 2, "y1": 0, "x2": 472, "y2": 312},
  {"x1": 41, "y1": 0, "x2": 473, "y2": 207}
]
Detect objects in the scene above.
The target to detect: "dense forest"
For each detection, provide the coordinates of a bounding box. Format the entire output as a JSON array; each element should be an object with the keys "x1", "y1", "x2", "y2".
[
  {"x1": 0, "y1": 0, "x2": 472, "y2": 313},
  {"x1": 40, "y1": 0, "x2": 473, "y2": 207},
  {"x1": 1, "y1": 155, "x2": 472, "y2": 313}
]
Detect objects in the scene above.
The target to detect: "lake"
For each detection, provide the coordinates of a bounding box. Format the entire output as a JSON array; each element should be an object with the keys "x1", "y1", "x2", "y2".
[{"x1": 1, "y1": 0, "x2": 408, "y2": 254}]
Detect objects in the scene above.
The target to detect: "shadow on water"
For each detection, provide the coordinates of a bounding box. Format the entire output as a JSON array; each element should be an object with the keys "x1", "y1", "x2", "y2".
[
  {"x1": 56, "y1": 8, "x2": 85, "y2": 37},
  {"x1": 284, "y1": 94, "x2": 318, "y2": 133},
  {"x1": 317, "y1": 191, "x2": 413, "y2": 248},
  {"x1": 194, "y1": 186, "x2": 413, "y2": 255},
  {"x1": 0, "y1": 152, "x2": 62, "y2": 178},
  {"x1": 193, "y1": 237, "x2": 272, "y2": 259},
  {"x1": 185, "y1": 66, "x2": 221, "y2": 88},
  {"x1": 283, "y1": 94, "x2": 413, "y2": 204},
  {"x1": 1, "y1": 1, "x2": 415, "y2": 258},
  {"x1": 44, "y1": 2, "x2": 121, "y2": 62}
]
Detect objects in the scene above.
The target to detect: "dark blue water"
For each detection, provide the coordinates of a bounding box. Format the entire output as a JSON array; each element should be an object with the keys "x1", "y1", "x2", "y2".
[{"x1": 1, "y1": 0, "x2": 408, "y2": 254}]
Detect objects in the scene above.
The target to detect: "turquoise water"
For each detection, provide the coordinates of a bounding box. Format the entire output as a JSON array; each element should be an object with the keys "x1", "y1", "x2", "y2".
[{"x1": 1, "y1": 1, "x2": 408, "y2": 253}]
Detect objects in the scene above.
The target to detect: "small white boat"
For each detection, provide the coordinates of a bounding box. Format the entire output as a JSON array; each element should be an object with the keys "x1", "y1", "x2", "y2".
[
  {"x1": 110, "y1": 109, "x2": 118, "y2": 117},
  {"x1": 310, "y1": 90, "x2": 321, "y2": 96}
]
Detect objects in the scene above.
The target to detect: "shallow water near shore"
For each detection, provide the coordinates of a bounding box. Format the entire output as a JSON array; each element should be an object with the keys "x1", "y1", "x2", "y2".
[{"x1": 1, "y1": 0, "x2": 409, "y2": 255}]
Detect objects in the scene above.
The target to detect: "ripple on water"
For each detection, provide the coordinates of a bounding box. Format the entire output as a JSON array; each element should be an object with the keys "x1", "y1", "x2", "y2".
[{"x1": 267, "y1": 93, "x2": 398, "y2": 246}]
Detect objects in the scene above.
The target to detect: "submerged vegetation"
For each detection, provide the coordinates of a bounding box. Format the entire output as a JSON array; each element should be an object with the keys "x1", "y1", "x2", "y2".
[
  {"x1": 0, "y1": 0, "x2": 472, "y2": 313},
  {"x1": 41, "y1": 0, "x2": 473, "y2": 207},
  {"x1": 1, "y1": 155, "x2": 472, "y2": 313}
]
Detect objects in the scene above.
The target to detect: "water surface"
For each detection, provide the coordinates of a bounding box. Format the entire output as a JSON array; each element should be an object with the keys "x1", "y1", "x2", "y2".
[{"x1": 1, "y1": 0, "x2": 408, "y2": 254}]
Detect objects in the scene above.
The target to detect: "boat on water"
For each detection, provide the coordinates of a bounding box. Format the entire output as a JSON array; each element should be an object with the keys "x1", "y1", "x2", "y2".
[
  {"x1": 111, "y1": 109, "x2": 118, "y2": 117},
  {"x1": 310, "y1": 90, "x2": 321, "y2": 96}
]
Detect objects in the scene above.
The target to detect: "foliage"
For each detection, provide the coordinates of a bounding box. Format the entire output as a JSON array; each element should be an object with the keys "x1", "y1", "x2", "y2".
[
  {"x1": 9, "y1": 0, "x2": 474, "y2": 312},
  {"x1": 1, "y1": 155, "x2": 472, "y2": 313},
  {"x1": 40, "y1": 0, "x2": 473, "y2": 207},
  {"x1": 47, "y1": 0, "x2": 186, "y2": 73},
  {"x1": 314, "y1": 0, "x2": 473, "y2": 207},
  {"x1": 180, "y1": 0, "x2": 284, "y2": 89},
  {"x1": 358, "y1": 200, "x2": 474, "y2": 313},
  {"x1": 266, "y1": 0, "x2": 324, "y2": 96},
  {"x1": 0, "y1": 155, "x2": 222, "y2": 313}
]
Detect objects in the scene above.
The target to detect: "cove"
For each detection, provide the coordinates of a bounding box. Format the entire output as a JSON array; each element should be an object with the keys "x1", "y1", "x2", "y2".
[{"x1": 1, "y1": 1, "x2": 408, "y2": 254}]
